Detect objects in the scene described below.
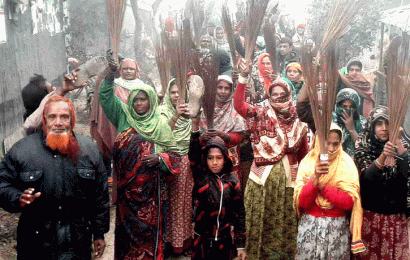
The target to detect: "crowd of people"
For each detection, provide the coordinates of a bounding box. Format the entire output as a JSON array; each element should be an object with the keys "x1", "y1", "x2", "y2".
[{"x1": 0, "y1": 12, "x2": 409, "y2": 260}]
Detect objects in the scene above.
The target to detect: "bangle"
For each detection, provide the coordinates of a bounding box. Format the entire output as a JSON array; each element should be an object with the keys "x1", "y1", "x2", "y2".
[
  {"x1": 238, "y1": 75, "x2": 249, "y2": 84},
  {"x1": 375, "y1": 158, "x2": 385, "y2": 168}
]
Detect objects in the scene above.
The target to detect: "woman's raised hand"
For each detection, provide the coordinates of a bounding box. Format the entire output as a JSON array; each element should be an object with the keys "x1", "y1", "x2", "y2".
[
  {"x1": 176, "y1": 101, "x2": 190, "y2": 117},
  {"x1": 238, "y1": 58, "x2": 252, "y2": 78}
]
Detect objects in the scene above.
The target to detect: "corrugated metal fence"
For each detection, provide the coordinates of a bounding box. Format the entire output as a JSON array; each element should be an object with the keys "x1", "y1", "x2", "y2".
[{"x1": 0, "y1": 0, "x2": 66, "y2": 158}]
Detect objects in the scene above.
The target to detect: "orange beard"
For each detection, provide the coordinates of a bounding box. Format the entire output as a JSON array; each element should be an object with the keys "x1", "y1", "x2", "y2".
[{"x1": 46, "y1": 132, "x2": 81, "y2": 164}]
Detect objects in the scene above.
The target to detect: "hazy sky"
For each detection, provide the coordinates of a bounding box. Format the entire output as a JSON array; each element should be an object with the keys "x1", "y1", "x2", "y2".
[
  {"x1": 122, "y1": 0, "x2": 314, "y2": 34},
  {"x1": 154, "y1": 0, "x2": 313, "y2": 23},
  {"x1": 280, "y1": 0, "x2": 313, "y2": 24}
]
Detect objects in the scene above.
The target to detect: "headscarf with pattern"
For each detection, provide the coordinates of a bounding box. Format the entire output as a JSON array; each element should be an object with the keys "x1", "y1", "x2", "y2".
[
  {"x1": 354, "y1": 105, "x2": 389, "y2": 167},
  {"x1": 199, "y1": 75, "x2": 245, "y2": 134},
  {"x1": 268, "y1": 79, "x2": 297, "y2": 127},
  {"x1": 246, "y1": 79, "x2": 308, "y2": 183}
]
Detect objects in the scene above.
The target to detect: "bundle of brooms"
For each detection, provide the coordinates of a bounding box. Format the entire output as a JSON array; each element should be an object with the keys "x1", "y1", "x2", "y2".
[
  {"x1": 301, "y1": 46, "x2": 339, "y2": 157},
  {"x1": 106, "y1": 0, "x2": 127, "y2": 62},
  {"x1": 154, "y1": 33, "x2": 171, "y2": 99},
  {"x1": 243, "y1": 0, "x2": 271, "y2": 61},
  {"x1": 200, "y1": 56, "x2": 220, "y2": 130},
  {"x1": 385, "y1": 34, "x2": 410, "y2": 167},
  {"x1": 222, "y1": 4, "x2": 238, "y2": 68},
  {"x1": 165, "y1": 23, "x2": 192, "y2": 104},
  {"x1": 191, "y1": 50, "x2": 219, "y2": 130},
  {"x1": 301, "y1": 0, "x2": 363, "y2": 157}
]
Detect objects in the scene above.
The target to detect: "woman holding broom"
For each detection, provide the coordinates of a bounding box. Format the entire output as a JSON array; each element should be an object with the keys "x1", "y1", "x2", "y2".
[
  {"x1": 159, "y1": 78, "x2": 194, "y2": 256},
  {"x1": 100, "y1": 62, "x2": 182, "y2": 260},
  {"x1": 234, "y1": 58, "x2": 309, "y2": 259},
  {"x1": 293, "y1": 123, "x2": 365, "y2": 259},
  {"x1": 353, "y1": 106, "x2": 409, "y2": 259},
  {"x1": 199, "y1": 75, "x2": 246, "y2": 189}
]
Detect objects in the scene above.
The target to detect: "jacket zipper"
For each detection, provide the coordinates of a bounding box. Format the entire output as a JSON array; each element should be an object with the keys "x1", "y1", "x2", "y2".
[{"x1": 215, "y1": 177, "x2": 224, "y2": 241}]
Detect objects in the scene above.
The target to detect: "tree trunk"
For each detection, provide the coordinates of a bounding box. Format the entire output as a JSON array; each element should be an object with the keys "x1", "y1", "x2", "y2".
[{"x1": 130, "y1": 0, "x2": 142, "y2": 64}]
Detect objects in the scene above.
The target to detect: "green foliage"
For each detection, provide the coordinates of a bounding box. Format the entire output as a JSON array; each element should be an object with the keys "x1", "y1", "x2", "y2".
[{"x1": 307, "y1": 0, "x2": 386, "y2": 65}]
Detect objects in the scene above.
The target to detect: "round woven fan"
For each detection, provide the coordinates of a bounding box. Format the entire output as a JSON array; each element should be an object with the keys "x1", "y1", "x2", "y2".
[{"x1": 74, "y1": 56, "x2": 108, "y2": 87}]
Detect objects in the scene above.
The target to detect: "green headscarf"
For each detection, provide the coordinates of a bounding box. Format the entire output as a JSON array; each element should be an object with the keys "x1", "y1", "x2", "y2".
[
  {"x1": 159, "y1": 79, "x2": 192, "y2": 155},
  {"x1": 121, "y1": 83, "x2": 178, "y2": 153}
]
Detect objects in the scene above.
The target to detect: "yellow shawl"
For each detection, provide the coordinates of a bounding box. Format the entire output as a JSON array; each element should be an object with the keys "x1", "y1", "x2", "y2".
[{"x1": 293, "y1": 123, "x2": 366, "y2": 253}]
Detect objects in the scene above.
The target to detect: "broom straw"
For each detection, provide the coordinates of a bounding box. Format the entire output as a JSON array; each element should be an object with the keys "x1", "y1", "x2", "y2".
[
  {"x1": 244, "y1": 0, "x2": 271, "y2": 61},
  {"x1": 222, "y1": 4, "x2": 238, "y2": 67},
  {"x1": 165, "y1": 22, "x2": 192, "y2": 103},
  {"x1": 192, "y1": 51, "x2": 219, "y2": 130},
  {"x1": 301, "y1": 46, "x2": 339, "y2": 155},
  {"x1": 106, "y1": 0, "x2": 127, "y2": 62},
  {"x1": 319, "y1": 0, "x2": 363, "y2": 55},
  {"x1": 154, "y1": 33, "x2": 171, "y2": 98},
  {"x1": 301, "y1": 0, "x2": 363, "y2": 156},
  {"x1": 385, "y1": 34, "x2": 410, "y2": 166},
  {"x1": 201, "y1": 57, "x2": 219, "y2": 130}
]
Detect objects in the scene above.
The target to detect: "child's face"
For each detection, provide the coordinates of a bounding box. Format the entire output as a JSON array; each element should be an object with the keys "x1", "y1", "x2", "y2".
[{"x1": 207, "y1": 148, "x2": 225, "y2": 174}]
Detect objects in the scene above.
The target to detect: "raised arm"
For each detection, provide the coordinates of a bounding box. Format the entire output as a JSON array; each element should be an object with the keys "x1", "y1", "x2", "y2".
[
  {"x1": 234, "y1": 82, "x2": 249, "y2": 118},
  {"x1": 23, "y1": 72, "x2": 83, "y2": 134},
  {"x1": 99, "y1": 73, "x2": 125, "y2": 129},
  {"x1": 234, "y1": 58, "x2": 252, "y2": 117}
]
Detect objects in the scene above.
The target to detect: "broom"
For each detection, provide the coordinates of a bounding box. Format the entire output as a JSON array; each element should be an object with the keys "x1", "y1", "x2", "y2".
[
  {"x1": 301, "y1": 0, "x2": 363, "y2": 157},
  {"x1": 165, "y1": 23, "x2": 192, "y2": 104},
  {"x1": 154, "y1": 33, "x2": 171, "y2": 99},
  {"x1": 222, "y1": 4, "x2": 238, "y2": 68},
  {"x1": 301, "y1": 45, "x2": 339, "y2": 157},
  {"x1": 244, "y1": 0, "x2": 271, "y2": 62},
  {"x1": 385, "y1": 34, "x2": 410, "y2": 167},
  {"x1": 192, "y1": 51, "x2": 219, "y2": 130},
  {"x1": 105, "y1": 0, "x2": 127, "y2": 63},
  {"x1": 319, "y1": 0, "x2": 363, "y2": 55}
]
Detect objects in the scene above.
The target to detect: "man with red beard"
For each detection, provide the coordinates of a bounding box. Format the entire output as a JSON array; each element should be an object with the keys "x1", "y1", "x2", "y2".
[{"x1": 0, "y1": 95, "x2": 109, "y2": 259}]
